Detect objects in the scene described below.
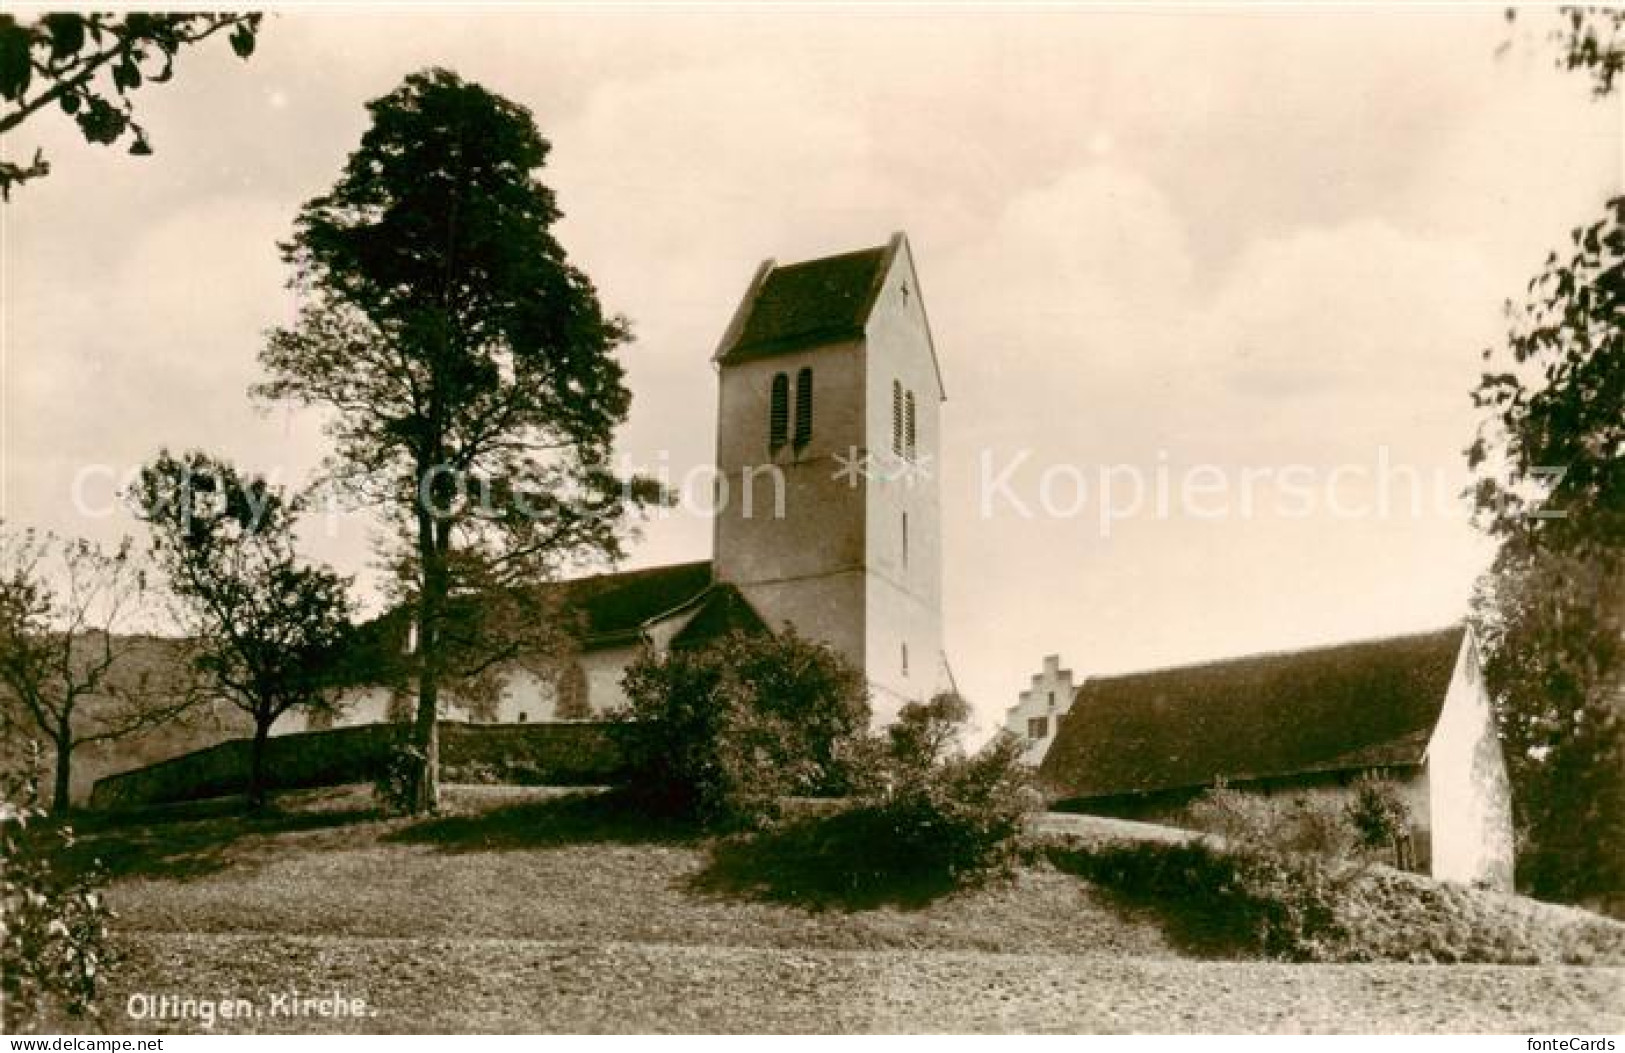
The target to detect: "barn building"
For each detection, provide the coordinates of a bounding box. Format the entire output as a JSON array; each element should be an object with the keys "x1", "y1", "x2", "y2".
[{"x1": 1027, "y1": 626, "x2": 1515, "y2": 889}]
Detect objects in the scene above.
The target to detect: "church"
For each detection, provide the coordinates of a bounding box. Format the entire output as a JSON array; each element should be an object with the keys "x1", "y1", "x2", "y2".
[{"x1": 284, "y1": 233, "x2": 952, "y2": 734}]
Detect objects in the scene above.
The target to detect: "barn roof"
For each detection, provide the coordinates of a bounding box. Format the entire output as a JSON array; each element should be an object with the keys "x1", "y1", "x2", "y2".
[
  {"x1": 716, "y1": 243, "x2": 894, "y2": 363},
  {"x1": 1038, "y1": 626, "x2": 1467, "y2": 802}
]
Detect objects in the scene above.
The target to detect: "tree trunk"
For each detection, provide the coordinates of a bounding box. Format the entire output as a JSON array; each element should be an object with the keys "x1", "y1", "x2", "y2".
[
  {"x1": 51, "y1": 731, "x2": 72, "y2": 814},
  {"x1": 247, "y1": 716, "x2": 273, "y2": 810},
  {"x1": 411, "y1": 505, "x2": 449, "y2": 815}
]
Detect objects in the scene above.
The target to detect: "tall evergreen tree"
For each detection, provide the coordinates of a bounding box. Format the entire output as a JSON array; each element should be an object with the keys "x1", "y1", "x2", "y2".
[{"x1": 256, "y1": 69, "x2": 657, "y2": 812}]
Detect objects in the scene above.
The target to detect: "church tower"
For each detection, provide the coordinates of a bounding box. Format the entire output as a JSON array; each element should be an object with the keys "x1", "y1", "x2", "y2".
[{"x1": 711, "y1": 233, "x2": 948, "y2": 724}]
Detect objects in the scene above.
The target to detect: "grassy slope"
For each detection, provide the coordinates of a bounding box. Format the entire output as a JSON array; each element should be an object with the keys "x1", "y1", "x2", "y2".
[{"x1": 43, "y1": 787, "x2": 1625, "y2": 1034}]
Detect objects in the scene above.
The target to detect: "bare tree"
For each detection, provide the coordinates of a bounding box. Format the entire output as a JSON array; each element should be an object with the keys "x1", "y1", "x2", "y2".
[{"x1": 0, "y1": 526, "x2": 194, "y2": 811}]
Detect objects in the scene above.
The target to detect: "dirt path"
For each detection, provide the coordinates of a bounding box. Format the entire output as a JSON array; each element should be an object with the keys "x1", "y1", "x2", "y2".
[{"x1": 106, "y1": 932, "x2": 1624, "y2": 1034}]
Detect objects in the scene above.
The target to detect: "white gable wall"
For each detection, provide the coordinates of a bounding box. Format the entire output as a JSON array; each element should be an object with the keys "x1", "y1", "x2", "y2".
[
  {"x1": 1004, "y1": 655, "x2": 1078, "y2": 765},
  {"x1": 1424, "y1": 631, "x2": 1516, "y2": 890}
]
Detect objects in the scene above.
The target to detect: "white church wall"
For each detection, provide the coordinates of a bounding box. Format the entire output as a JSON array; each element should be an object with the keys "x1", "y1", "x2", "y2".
[
  {"x1": 484, "y1": 644, "x2": 645, "y2": 722},
  {"x1": 579, "y1": 645, "x2": 640, "y2": 716},
  {"x1": 275, "y1": 640, "x2": 649, "y2": 735}
]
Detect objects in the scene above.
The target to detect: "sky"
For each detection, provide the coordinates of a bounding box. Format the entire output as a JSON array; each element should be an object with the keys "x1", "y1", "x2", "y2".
[{"x1": 3, "y1": 6, "x2": 1621, "y2": 737}]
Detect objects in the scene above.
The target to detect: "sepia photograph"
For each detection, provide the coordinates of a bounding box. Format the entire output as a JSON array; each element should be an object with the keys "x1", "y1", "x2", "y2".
[{"x1": 1, "y1": 2, "x2": 1622, "y2": 1038}]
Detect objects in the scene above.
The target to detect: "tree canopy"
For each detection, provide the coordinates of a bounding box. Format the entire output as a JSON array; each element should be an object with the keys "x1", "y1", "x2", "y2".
[
  {"x1": 1469, "y1": 7, "x2": 1625, "y2": 902},
  {"x1": 135, "y1": 450, "x2": 357, "y2": 807}
]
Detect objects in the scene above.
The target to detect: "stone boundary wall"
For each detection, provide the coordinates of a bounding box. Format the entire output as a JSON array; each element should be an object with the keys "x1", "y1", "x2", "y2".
[{"x1": 89, "y1": 721, "x2": 632, "y2": 809}]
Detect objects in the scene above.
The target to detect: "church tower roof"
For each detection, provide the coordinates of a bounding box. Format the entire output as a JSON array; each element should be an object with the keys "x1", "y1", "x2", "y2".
[
  {"x1": 714, "y1": 241, "x2": 893, "y2": 364},
  {"x1": 713, "y1": 232, "x2": 945, "y2": 400}
]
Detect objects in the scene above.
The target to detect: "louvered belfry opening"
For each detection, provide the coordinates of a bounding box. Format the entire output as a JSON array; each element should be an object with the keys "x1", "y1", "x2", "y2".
[
  {"x1": 892, "y1": 379, "x2": 903, "y2": 455},
  {"x1": 905, "y1": 389, "x2": 917, "y2": 460},
  {"x1": 794, "y1": 367, "x2": 814, "y2": 447},
  {"x1": 769, "y1": 371, "x2": 789, "y2": 450}
]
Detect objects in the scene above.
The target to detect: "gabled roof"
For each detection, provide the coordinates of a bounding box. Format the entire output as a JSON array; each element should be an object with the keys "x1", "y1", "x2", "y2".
[
  {"x1": 342, "y1": 561, "x2": 720, "y2": 674},
  {"x1": 713, "y1": 232, "x2": 947, "y2": 400},
  {"x1": 716, "y1": 242, "x2": 894, "y2": 363},
  {"x1": 668, "y1": 582, "x2": 771, "y2": 650},
  {"x1": 562, "y1": 560, "x2": 715, "y2": 649},
  {"x1": 1039, "y1": 626, "x2": 1468, "y2": 801}
]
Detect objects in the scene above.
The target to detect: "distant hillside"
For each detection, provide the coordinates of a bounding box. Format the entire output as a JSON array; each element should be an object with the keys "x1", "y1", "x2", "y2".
[
  {"x1": 68, "y1": 699, "x2": 255, "y2": 804},
  {"x1": 0, "y1": 633, "x2": 256, "y2": 806}
]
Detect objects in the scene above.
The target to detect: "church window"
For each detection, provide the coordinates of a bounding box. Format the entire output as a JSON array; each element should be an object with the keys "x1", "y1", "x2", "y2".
[
  {"x1": 1027, "y1": 716, "x2": 1048, "y2": 740},
  {"x1": 517, "y1": 712, "x2": 528, "y2": 723},
  {"x1": 905, "y1": 390, "x2": 917, "y2": 460},
  {"x1": 902, "y1": 512, "x2": 909, "y2": 569},
  {"x1": 769, "y1": 372, "x2": 789, "y2": 449},
  {"x1": 901, "y1": 642, "x2": 909, "y2": 676},
  {"x1": 794, "y1": 367, "x2": 814, "y2": 447},
  {"x1": 892, "y1": 380, "x2": 903, "y2": 455}
]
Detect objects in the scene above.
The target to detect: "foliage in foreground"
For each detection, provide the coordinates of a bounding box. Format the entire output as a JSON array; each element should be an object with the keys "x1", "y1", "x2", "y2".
[
  {"x1": 618, "y1": 629, "x2": 871, "y2": 828},
  {"x1": 695, "y1": 692, "x2": 1038, "y2": 907},
  {"x1": 0, "y1": 759, "x2": 115, "y2": 1031},
  {"x1": 1047, "y1": 837, "x2": 1350, "y2": 961},
  {"x1": 1043, "y1": 834, "x2": 1625, "y2": 964},
  {"x1": 1470, "y1": 8, "x2": 1625, "y2": 904},
  {"x1": 821, "y1": 733, "x2": 1035, "y2": 893},
  {"x1": 1182, "y1": 778, "x2": 1416, "y2": 870},
  {"x1": 0, "y1": 13, "x2": 262, "y2": 196}
]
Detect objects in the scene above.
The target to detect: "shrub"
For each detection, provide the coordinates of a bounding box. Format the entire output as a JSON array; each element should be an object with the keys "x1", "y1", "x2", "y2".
[
  {"x1": 1045, "y1": 832, "x2": 1625, "y2": 964},
  {"x1": 886, "y1": 691, "x2": 972, "y2": 772},
  {"x1": 697, "y1": 730, "x2": 1038, "y2": 907},
  {"x1": 1, "y1": 757, "x2": 115, "y2": 1031},
  {"x1": 1045, "y1": 837, "x2": 1350, "y2": 960},
  {"x1": 372, "y1": 743, "x2": 426, "y2": 815},
  {"x1": 618, "y1": 629, "x2": 870, "y2": 829},
  {"x1": 863, "y1": 731, "x2": 1037, "y2": 884},
  {"x1": 1345, "y1": 775, "x2": 1415, "y2": 868},
  {"x1": 1185, "y1": 782, "x2": 1360, "y2": 861}
]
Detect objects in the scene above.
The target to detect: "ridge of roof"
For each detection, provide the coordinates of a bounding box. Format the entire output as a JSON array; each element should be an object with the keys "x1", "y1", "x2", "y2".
[{"x1": 1073, "y1": 625, "x2": 1467, "y2": 695}]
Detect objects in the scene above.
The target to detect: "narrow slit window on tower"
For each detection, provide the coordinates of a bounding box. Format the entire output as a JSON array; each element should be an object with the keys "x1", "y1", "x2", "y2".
[
  {"x1": 901, "y1": 642, "x2": 910, "y2": 677},
  {"x1": 905, "y1": 390, "x2": 917, "y2": 460},
  {"x1": 902, "y1": 511, "x2": 909, "y2": 569},
  {"x1": 892, "y1": 380, "x2": 903, "y2": 456},
  {"x1": 769, "y1": 372, "x2": 789, "y2": 450},
  {"x1": 794, "y1": 367, "x2": 813, "y2": 447}
]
